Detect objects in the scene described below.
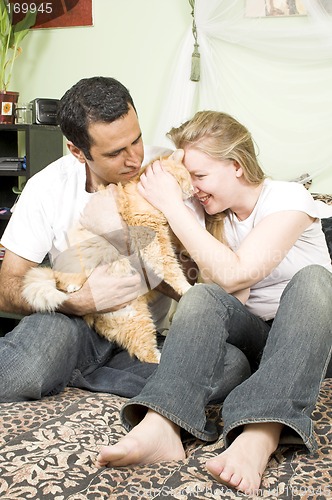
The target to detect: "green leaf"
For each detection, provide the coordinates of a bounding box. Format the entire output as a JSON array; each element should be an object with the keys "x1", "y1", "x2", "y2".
[
  {"x1": 13, "y1": 9, "x2": 37, "y2": 34},
  {"x1": 0, "y1": 1, "x2": 37, "y2": 90}
]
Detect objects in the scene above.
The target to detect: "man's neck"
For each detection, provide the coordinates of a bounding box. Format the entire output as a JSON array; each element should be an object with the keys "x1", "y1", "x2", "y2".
[{"x1": 85, "y1": 163, "x2": 106, "y2": 193}]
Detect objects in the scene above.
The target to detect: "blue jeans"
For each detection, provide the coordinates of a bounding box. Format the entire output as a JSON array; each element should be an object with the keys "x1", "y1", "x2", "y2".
[
  {"x1": 121, "y1": 265, "x2": 332, "y2": 452},
  {"x1": 0, "y1": 313, "x2": 159, "y2": 402},
  {"x1": 0, "y1": 307, "x2": 249, "y2": 403}
]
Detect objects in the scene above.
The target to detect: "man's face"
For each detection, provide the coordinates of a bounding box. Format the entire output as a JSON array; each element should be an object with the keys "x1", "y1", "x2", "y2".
[{"x1": 70, "y1": 105, "x2": 144, "y2": 191}]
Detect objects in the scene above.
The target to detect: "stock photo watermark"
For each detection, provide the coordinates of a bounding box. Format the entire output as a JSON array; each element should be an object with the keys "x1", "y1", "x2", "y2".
[{"x1": 128, "y1": 482, "x2": 332, "y2": 498}]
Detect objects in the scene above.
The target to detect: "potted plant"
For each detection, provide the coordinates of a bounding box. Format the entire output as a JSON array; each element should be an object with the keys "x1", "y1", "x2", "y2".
[{"x1": 0, "y1": 0, "x2": 36, "y2": 123}]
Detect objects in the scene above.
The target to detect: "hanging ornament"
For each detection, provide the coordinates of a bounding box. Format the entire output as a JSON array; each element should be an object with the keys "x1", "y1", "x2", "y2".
[
  {"x1": 191, "y1": 41, "x2": 200, "y2": 82},
  {"x1": 189, "y1": 0, "x2": 200, "y2": 82}
]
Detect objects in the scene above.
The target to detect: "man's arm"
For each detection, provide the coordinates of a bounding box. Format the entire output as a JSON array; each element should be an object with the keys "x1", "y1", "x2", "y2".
[
  {"x1": 0, "y1": 249, "x2": 143, "y2": 317},
  {"x1": 58, "y1": 264, "x2": 142, "y2": 315},
  {"x1": 0, "y1": 250, "x2": 38, "y2": 315}
]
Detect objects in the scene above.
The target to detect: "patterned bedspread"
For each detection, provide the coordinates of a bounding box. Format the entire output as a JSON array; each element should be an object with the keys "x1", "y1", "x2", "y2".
[
  {"x1": 1, "y1": 193, "x2": 331, "y2": 499},
  {"x1": 0, "y1": 379, "x2": 331, "y2": 500}
]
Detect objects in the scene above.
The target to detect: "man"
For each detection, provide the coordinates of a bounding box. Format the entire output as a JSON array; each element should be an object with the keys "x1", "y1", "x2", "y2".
[
  {"x1": 0, "y1": 76, "x2": 173, "y2": 402},
  {"x1": 0, "y1": 79, "x2": 253, "y2": 492}
]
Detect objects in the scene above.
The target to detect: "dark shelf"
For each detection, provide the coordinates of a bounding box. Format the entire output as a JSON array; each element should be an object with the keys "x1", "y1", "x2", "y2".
[
  {"x1": 0, "y1": 123, "x2": 64, "y2": 254},
  {"x1": 0, "y1": 123, "x2": 60, "y2": 131},
  {"x1": 0, "y1": 214, "x2": 11, "y2": 221},
  {"x1": 0, "y1": 169, "x2": 27, "y2": 176}
]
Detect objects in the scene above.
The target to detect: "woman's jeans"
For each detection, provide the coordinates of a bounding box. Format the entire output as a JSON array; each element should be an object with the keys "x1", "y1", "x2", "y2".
[{"x1": 121, "y1": 265, "x2": 332, "y2": 452}]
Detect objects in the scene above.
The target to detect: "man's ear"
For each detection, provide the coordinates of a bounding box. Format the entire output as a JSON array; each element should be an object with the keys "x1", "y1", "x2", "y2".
[{"x1": 67, "y1": 141, "x2": 86, "y2": 164}]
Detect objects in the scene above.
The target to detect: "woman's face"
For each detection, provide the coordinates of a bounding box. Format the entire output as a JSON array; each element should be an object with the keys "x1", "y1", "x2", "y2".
[{"x1": 183, "y1": 147, "x2": 241, "y2": 215}]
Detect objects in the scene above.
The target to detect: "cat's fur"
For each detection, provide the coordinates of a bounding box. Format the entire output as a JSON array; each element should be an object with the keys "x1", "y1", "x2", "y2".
[{"x1": 22, "y1": 149, "x2": 193, "y2": 363}]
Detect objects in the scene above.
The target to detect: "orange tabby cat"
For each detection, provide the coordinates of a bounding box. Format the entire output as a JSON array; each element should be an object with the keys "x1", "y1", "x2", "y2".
[{"x1": 22, "y1": 149, "x2": 193, "y2": 363}]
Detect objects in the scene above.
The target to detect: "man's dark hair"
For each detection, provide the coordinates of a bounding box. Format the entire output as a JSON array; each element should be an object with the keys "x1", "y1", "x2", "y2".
[{"x1": 57, "y1": 76, "x2": 136, "y2": 159}]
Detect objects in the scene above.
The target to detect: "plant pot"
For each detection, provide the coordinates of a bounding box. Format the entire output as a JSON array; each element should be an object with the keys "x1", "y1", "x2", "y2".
[{"x1": 0, "y1": 91, "x2": 19, "y2": 124}]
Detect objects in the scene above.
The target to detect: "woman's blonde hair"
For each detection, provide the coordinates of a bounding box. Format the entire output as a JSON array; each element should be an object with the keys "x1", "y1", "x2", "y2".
[{"x1": 167, "y1": 111, "x2": 265, "y2": 242}]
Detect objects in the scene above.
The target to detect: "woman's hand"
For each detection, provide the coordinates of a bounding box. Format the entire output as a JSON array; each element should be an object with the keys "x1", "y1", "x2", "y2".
[{"x1": 137, "y1": 161, "x2": 184, "y2": 216}]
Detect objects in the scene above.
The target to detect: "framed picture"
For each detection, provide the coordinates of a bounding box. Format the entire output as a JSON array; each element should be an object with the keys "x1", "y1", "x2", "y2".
[
  {"x1": 245, "y1": 0, "x2": 307, "y2": 17},
  {"x1": 10, "y1": 0, "x2": 93, "y2": 29}
]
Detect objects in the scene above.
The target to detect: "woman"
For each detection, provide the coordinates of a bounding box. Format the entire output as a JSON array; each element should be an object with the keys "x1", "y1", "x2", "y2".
[{"x1": 96, "y1": 111, "x2": 332, "y2": 494}]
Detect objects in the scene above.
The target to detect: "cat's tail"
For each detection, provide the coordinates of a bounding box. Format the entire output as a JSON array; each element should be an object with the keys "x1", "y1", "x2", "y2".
[{"x1": 22, "y1": 267, "x2": 68, "y2": 312}]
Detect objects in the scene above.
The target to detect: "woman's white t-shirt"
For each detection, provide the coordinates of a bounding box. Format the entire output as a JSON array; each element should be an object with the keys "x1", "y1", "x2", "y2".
[{"x1": 224, "y1": 179, "x2": 332, "y2": 321}]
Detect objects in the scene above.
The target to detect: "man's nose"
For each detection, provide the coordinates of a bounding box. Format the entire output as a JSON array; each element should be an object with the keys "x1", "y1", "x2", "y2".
[{"x1": 124, "y1": 147, "x2": 141, "y2": 167}]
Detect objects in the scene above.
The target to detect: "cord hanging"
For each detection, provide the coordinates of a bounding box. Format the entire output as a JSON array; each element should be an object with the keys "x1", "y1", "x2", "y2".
[{"x1": 188, "y1": 0, "x2": 200, "y2": 82}]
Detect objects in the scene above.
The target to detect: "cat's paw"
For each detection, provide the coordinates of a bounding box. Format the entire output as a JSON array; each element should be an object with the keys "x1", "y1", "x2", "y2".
[
  {"x1": 67, "y1": 283, "x2": 82, "y2": 293},
  {"x1": 145, "y1": 349, "x2": 161, "y2": 363},
  {"x1": 178, "y1": 282, "x2": 192, "y2": 295},
  {"x1": 140, "y1": 349, "x2": 161, "y2": 364}
]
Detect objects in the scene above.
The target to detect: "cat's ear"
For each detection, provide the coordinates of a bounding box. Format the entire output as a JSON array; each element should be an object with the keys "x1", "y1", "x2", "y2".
[{"x1": 170, "y1": 149, "x2": 185, "y2": 162}]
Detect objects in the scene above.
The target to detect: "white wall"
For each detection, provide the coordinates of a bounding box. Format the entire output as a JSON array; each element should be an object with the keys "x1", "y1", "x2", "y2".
[
  {"x1": 11, "y1": 0, "x2": 332, "y2": 194},
  {"x1": 12, "y1": 0, "x2": 191, "y2": 146}
]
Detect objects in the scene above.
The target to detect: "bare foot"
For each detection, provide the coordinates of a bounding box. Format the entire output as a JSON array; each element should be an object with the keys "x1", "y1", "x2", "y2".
[
  {"x1": 96, "y1": 409, "x2": 186, "y2": 467},
  {"x1": 206, "y1": 422, "x2": 283, "y2": 494}
]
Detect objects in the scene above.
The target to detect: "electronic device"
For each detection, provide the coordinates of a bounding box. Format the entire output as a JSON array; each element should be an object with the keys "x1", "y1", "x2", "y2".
[{"x1": 31, "y1": 98, "x2": 59, "y2": 125}]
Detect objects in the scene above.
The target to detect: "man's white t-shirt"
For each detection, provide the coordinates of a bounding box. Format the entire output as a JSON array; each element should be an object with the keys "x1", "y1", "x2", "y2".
[
  {"x1": 1, "y1": 147, "x2": 180, "y2": 264},
  {"x1": 1, "y1": 146, "x2": 193, "y2": 331},
  {"x1": 224, "y1": 179, "x2": 332, "y2": 321},
  {"x1": 2, "y1": 154, "x2": 90, "y2": 263}
]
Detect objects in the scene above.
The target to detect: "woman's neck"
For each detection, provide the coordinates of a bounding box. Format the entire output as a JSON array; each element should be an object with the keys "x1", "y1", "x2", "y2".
[{"x1": 232, "y1": 183, "x2": 264, "y2": 221}]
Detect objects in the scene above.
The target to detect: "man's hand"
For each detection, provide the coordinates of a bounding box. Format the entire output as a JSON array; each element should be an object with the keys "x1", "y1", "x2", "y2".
[
  {"x1": 59, "y1": 264, "x2": 143, "y2": 315},
  {"x1": 80, "y1": 185, "x2": 122, "y2": 235},
  {"x1": 80, "y1": 185, "x2": 130, "y2": 254}
]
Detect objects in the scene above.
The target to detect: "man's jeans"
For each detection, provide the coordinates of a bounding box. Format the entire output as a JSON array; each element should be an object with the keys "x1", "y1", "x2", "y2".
[
  {"x1": 121, "y1": 265, "x2": 332, "y2": 452},
  {"x1": 0, "y1": 308, "x2": 249, "y2": 402},
  {"x1": 0, "y1": 312, "x2": 159, "y2": 402}
]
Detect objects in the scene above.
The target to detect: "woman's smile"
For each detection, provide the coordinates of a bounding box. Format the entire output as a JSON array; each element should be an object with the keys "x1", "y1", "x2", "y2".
[{"x1": 196, "y1": 193, "x2": 211, "y2": 206}]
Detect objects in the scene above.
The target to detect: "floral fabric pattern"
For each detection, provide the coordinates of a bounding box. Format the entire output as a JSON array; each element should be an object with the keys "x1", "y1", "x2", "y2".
[
  {"x1": 1, "y1": 196, "x2": 331, "y2": 499},
  {"x1": 0, "y1": 380, "x2": 331, "y2": 500}
]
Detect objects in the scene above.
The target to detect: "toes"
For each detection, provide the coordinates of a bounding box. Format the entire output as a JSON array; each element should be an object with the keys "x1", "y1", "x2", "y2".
[
  {"x1": 206, "y1": 457, "x2": 259, "y2": 493},
  {"x1": 96, "y1": 445, "x2": 127, "y2": 467},
  {"x1": 228, "y1": 473, "x2": 242, "y2": 488},
  {"x1": 237, "y1": 479, "x2": 254, "y2": 495},
  {"x1": 206, "y1": 459, "x2": 236, "y2": 486},
  {"x1": 218, "y1": 465, "x2": 234, "y2": 484},
  {"x1": 237, "y1": 474, "x2": 261, "y2": 494},
  {"x1": 205, "y1": 458, "x2": 224, "y2": 476}
]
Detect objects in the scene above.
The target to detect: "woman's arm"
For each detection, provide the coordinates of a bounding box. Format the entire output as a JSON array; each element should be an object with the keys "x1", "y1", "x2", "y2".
[{"x1": 137, "y1": 163, "x2": 314, "y2": 293}]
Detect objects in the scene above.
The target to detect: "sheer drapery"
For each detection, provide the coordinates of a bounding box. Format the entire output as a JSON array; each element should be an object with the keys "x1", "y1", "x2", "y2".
[{"x1": 153, "y1": 0, "x2": 332, "y2": 188}]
